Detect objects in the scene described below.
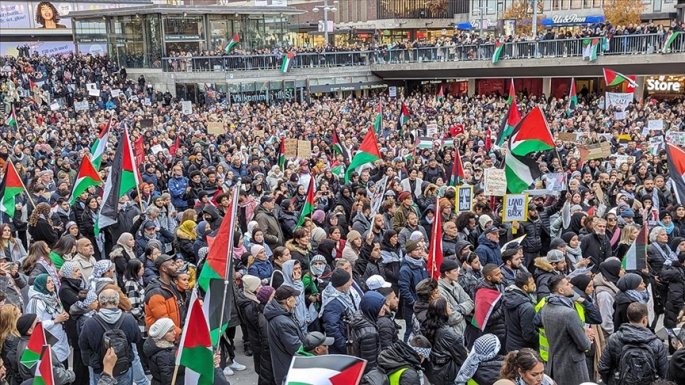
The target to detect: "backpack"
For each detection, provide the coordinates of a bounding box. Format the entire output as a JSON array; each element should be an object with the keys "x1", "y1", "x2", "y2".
[
  {"x1": 93, "y1": 314, "x2": 133, "y2": 376},
  {"x1": 617, "y1": 341, "x2": 657, "y2": 385},
  {"x1": 360, "y1": 367, "x2": 408, "y2": 385}
]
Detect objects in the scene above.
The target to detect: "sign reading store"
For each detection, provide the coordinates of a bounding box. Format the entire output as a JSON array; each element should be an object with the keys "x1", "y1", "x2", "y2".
[{"x1": 646, "y1": 75, "x2": 684, "y2": 94}]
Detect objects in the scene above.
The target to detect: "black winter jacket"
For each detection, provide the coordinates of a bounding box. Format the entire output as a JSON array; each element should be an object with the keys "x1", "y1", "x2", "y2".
[
  {"x1": 378, "y1": 313, "x2": 399, "y2": 350},
  {"x1": 78, "y1": 312, "x2": 142, "y2": 374},
  {"x1": 257, "y1": 304, "x2": 275, "y2": 385},
  {"x1": 263, "y1": 299, "x2": 305, "y2": 385},
  {"x1": 612, "y1": 291, "x2": 633, "y2": 331},
  {"x1": 376, "y1": 341, "x2": 424, "y2": 385},
  {"x1": 474, "y1": 280, "x2": 506, "y2": 352},
  {"x1": 236, "y1": 292, "x2": 262, "y2": 368},
  {"x1": 580, "y1": 232, "x2": 612, "y2": 274},
  {"x1": 503, "y1": 285, "x2": 538, "y2": 352},
  {"x1": 427, "y1": 326, "x2": 468, "y2": 385},
  {"x1": 598, "y1": 323, "x2": 669, "y2": 385},
  {"x1": 28, "y1": 217, "x2": 59, "y2": 248},
  {"x1": 471, "y1": 357, "x2": 505, "y2": 385},
  {"x1": 1, "y1": 334, "x2": 21, "y2": 385},
  {"x1": 350, "y1": 311, "x2": 381, "y2": 373},
  {"x1": 660, "y1": 262, "x2": 685, "y2": 328},
  {"x1": 519, "y1": 219, "x2": 542, "y2": 254},
  {"x1": 143, "y1": 338, "x2": 183, "y2": 385}
]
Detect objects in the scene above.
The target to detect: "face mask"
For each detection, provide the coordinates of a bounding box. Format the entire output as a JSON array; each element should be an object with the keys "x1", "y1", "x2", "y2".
[{"x1": 311, "y1": 265, "x2": 325, "y2": 277}]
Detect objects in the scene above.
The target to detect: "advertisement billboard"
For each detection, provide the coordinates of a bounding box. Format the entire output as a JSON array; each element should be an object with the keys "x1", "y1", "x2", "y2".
[{"x1": 0, "y1": 1, "x2": 133, "y2": 29}]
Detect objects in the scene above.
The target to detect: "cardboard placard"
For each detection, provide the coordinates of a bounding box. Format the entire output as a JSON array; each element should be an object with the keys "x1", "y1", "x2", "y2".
[
  {"x1": 503, "y1": 194, "x2": 528, "y2": 222},
  {"x1": 140, "y1": 119, "x2": 154, "y2": 128},
  {"x1": 181, "y1": 101, "x2": 192, "y2": 115},
  {"x1": 666, "y1": 131, "x2": 685, "y2": 146},
  {"x1": 578, "y1": 142, "x2": 611, "y2": 161},
  {"x1": 207, "y1": 122, "x2": 224, "y2": 135},
  {"x1": 426, "y1": 122, "x2": 438, "y2": 137},
  {"x1": 253, "y1": 130, "x2": 264, "y2": 139},
  {"x1": 284, "y1": 139, "x2": 298, "y2": 158},
  {"x1": 74, "y1": 101, "x2": 89, "y2": 111},
  {"x1": 297, "y1": 140, "x2": 311, "y2": 159},
  {"x1": 484, "y1": 169, "x2": 507, "y2": 197},
  {"x1": 50, "y1": 101, "x2": 60, "y2": 111},
  {"x1": 557, "y1": 132, "x2": 577, "y2": 142}
]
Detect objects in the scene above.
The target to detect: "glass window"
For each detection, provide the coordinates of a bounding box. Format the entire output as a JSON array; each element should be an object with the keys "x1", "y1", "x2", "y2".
[
  {"x1": 571, "y1": 0, "x2": 582, "y2": 8},
  {"x1": 653, "y1": 0, "x2": 662, "y2": 11}
]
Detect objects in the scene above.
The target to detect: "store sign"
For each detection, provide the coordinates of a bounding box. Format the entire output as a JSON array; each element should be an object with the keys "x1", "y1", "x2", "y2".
[
  {"x1": 551, "y1": 14, "x2": 587, "y2": 24},
  {"x1": 230, "y1": 90, "x2": 293, "y2": 103},
  {"x1": 646, "y1": 78, "x2": 682, "y2": 92}
]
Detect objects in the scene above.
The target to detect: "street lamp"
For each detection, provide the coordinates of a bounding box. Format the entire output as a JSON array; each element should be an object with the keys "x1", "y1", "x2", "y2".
[
  {"x1": 472, "y1": 6, "x2": 493, "y2": 37},
  {"x1": 312, "y1": 0, "x2": 338, "y2": 44}
]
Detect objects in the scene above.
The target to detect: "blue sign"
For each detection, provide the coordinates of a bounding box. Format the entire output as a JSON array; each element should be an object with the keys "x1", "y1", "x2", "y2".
[{"x1": 540, "y1": 14, "x2": 605, "y2": 26}]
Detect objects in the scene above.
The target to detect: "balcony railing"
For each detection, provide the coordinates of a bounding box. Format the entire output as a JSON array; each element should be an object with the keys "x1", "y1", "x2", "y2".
[{"x1": 160, "y1": 33, "x2": 684, "y2": 73}]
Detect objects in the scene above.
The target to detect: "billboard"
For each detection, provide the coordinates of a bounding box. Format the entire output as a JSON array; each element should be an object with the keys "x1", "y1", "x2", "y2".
[
  {"x1": 0, "y1": 40, "x2": 107, "y2": 56},
  {"x1": 0, "y1": 1, "x2": 135, "y2": 29}
]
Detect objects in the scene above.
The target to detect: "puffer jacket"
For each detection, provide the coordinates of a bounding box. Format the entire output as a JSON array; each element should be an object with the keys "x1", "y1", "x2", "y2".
[
  {"x1": 1, "y1": 334, "x2": 21, "y2": 385},
  {"x1": 375, "y1": 341, "x2": 424, "y2": 385},
  {"x1": 474, "y1": 280, "x2": 506, "y2": 351},
  {"x1": 144, "y1": 278, "x2": 186, "y2": 335},
  {"x1": 520, "y1": 219, "x2": 542, "y2": 254},
  {"x1": 285, "y1": 239, "x2": 311, "y2": 272},
  {"x1": 503, "y1": 285, "x2": 538, "y2": 352},
  {"x1": 398, "y1": 257, "x2": 429, "y2": 308},
  {"x1": 143, "y1": 338, "x2": 182, "y2": 385},
  {"x1": 442, "y1": 235, "x2": 459, "y2": 259},
  {"x1": 236, "y1": 292, "x2": 262, "y2": 375},
  {"x1": 533, "y1": 257, "x2": 561, "y2": 299},
  {"x1": 427, "y1": 325, "x2": 468, "y2": 385},
  {"x1": 475, "y1": 233, "x2": 502, "y2": 266},
  {"x1": 598, "y1": 323, "x2": 669, "y2": 385},
  {"x1": 175, "y1": 228, "x2": 197, "y2": 264},
  {"x1": 257, "y1": 303, "x2": 275, "y2": 385},
  {"x1": 377, "y1": 313, "x2": 399, "y2": 350},
  {"x1": 660, "y1": 261, "x2": 685, "y2": 328},
  {"x1": 263, "y1": 299, "x2": 305, "y2": 385},
  {"x1": 350, "y1": 311, "x2": 381, "y2": 372},
  {"x1": 471, "y1": 357, "x2": 505, "y2": 385}
]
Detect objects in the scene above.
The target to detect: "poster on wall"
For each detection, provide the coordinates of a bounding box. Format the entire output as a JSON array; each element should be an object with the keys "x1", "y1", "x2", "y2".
[
  {"x1": 0, "y1": 2, "x2": 32, "y2": 28},
  {"x1": 0, "y1": 41, "x2": 74, "y2": 57},
  {"x1": 77, "y1": 43, "x2": 107, "y2": 56},
  {"x1": 0, "y1": 1, "x2": 130, "y2": 30}
]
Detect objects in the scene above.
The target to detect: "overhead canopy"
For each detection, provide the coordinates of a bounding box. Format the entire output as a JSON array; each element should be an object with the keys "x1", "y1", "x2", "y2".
[{"x1": 69, "y1": 4, "x2": 304, "y2": 19}]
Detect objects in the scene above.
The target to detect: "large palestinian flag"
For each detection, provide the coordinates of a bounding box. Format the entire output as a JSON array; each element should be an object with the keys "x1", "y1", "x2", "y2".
[
  {"x1": 373, "y1": 104, "x2": 382, "y2": 133},
  {"x1": 285, "y1": 355, "x2": 366, "y2": 385},
  {"x1": 666, "y1": 143, "x2": 685, "y2": 204},
  {"x1": 427, "y1": 198, "x2": 443, "y2": 280},
  {"x1": 603, "y1": 68, "x2": 638, "y2": 88},
  {"x1": 90, "y1": 118, "x2": 111, "y2": 171},
  {"x1": 492, "y1": 42, "x2": 504, "y2": 64},
  {"x1": 20, "y1": 321, "x2": 46, "y2": 369},
  {"x1": 177, "y1": 291, "x2": 214, "y2": 385},
  {"x1": 509, "y1": 106, "x2": 555, "y2": 157},
  {"x1": 5, "y1": 105, "x2": 16, "y2": 128},
  {"x1": 199, "y1": 185, "x2": 239, "y2": 345},
  {"x1": 280, "y1": 52, "x2": 296, "y2": 73},
  {"x1": 70, "y1": 156, "x2": 103, "y2": 205},
  {"x1": 331, "y1": 130, "x2": 350, "y2": 163},
  {"x1": 33, "y1": 345, "x2": 54, "y2": 385},
  {"x1": 344, "y1": 128, "x2": 381, "y2": 183},
  {"x1": 471, "y1": 287, "x2": 503, "y2": 330},
  {"x1": 0, "y1": 162, "x2": 25, "y2": 218},
  {"x1": 622, "y1": 224, "x2": 647, "y2": 271},
  {"x1": 507, "y1": 79, "x2": 515, "y2": 105}
]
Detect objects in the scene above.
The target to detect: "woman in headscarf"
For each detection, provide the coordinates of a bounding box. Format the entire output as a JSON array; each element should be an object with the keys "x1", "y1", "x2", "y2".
[
  {"x1": 614, "y1": 273, "x2": 649, "y2": 330},
  {"x1": 422, "y1": 297, "x2": 468, "y2": 385},
  {"x1": 110, "y1": 233, "x2": 137, "y2": 290},
  {"x1": 26, "y1": 274, "x2": 70, "y2": 365},
  {"x1": 62, "y1": 221, "x2": 81, "y2": 239},
  {"x1": 455, "y1": 334, "x2": 505, "y2": 385},
  {"x1": 342, "y1": 230, "x2": 362, "y2": 267},
  {"x1": 561, "y1": 232, "x2": 588, "y2": 270},
  {"x1": 316, "y1": 239, "x2": 337, "y2": 267},
  {"x1": 380, "y1": 230, "x2": 402, "y2": 293},
  {"x1": 327, "y1": 226, "x2": 346, "y2": 262},
  {"x1": 250, "y1": 228, "x2": 273, "y2": 260},
  {"x1": 88, "y1": 260, "x2": 132, "y2": 311},
  {"x1": 281, "y1": 259, "x2": 310, "y2": 333},
  {"x1": 593, "y1": 258, "x2": 624, "y2": 336},
  {"x1": 242, "y1": 221, "x2": 259, "y2": 250},
  {"x1": 68, "y1": 289, "x2": 98, "y2": 385},
  {"x1": 175, "y1": 220, "x2": 197, "y2": 264},
  {"x1": 568, "y1": 212, "x2": 587, "y2": 235},
  {"x1": 15, "y1": 313, "x2": 74, "y2": 384}
]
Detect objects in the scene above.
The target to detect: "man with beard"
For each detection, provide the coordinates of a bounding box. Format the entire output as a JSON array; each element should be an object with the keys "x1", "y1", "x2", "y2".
[
  {"x1": 472, "y1": 264, "x2": 506, "y2": 353},
  {"x1": 365, "y1": 214, "x2": 386, "y2": 246},
  {"x1": 516, "y1": 199, "x2": 542, "y2": 271},
  {"x1": 500, "y1": 243, "x2": 526, "y2": 288},
  {"x1": 375, "y1": 286, "x2": 400, "y2": 349},
  {"x1": 639, "y1": 178, "x2": 667, "y2": 212},
  {"x1": 143, "y1": 254, "x2": 186, "y2": 339},
  {"x1": 503, "y1": 271, "x2": 537, "y2": 352},
  {"x1": 580, "y1": 217, "x2": 612, "y2": 274}
]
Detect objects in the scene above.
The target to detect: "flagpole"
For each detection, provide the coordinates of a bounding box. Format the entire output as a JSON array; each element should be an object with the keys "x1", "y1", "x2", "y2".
[{"x1": 215, "y1": 182, "x2": 240, "y2": 354}]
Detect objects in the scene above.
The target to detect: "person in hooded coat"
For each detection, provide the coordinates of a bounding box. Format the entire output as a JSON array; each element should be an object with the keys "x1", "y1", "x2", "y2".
[
  {"x1": 264, "y1": 286, "x2": 305, "y2": 385},
  {"x1": 379, "y1": 230, "x2": 402, "y2": 293},
  {"x1": 593, "y1": 258, "x2": 623, "y2": 336},
  {"x1": 613, "y1": 273, "x2": 649, "y2": 331},
  {"x1": 174, "y1": 220, "x2": 197, "y2": 264},
  {"x1": 26, "y1": 274, "x2": 71, "y2": 364},
  {"x1": 280, "y1": 260, "x2": 309, "y2": 333},
  {"x1": 349, "y1": 291, "x2": 386, "y2": 373},
  {"x1": 143, "y1": 318, "x2": 183, "y2": 385},
  {"x1": 236, "y1": 276, "x2": 263, "y2": 379},
  {"x1": 375, "y1": 337, "x2": 431, "y2": 385},
  {"x1": 661, "y1": 248, "x2": 685, "y2": 328},
  {"x1": 109, "y1": 232, "x2": 137, "y2": 290},
  {"x1": 455, "y1": 334, "x2": 504, "y2": 385},
  {"x1": 57, "y1": 261, "x2": 89, "y2": 385}
]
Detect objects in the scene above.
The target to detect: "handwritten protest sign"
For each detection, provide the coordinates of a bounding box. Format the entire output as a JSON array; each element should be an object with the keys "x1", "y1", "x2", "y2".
[
  {"x1": 284, "y1": 139, "x2": 298, "y2": 158},
  {"x1": 484, "y1": 169, "x2": 507, "y2": 197},
  {"x1": 297, "y1": 140, "x2": 311, "y2": 159},
  {"x1": 181, "y1": 101, "x2": 192, "y2": 115},
  {"x1": 253, "y1": 130, "x2": 264, "y2": 139},
  {"x1": 666, "y1": 131, "x2": 685, "y2": 146},
  {"x1": 605, "y1": 92, "x2": 632, "y2": 111},
  {"x1": 87, "y1": 83, "x2": 100, "y2": 97},
  {"x1": 207, "y1": 122, "x2": 224, "y2": 135},
  {"x1": 503, "y1": 194, "x2": 528, "y2": 222},
  {"x1": 545, "y1": 173, "x2": 566, "y2": 192},
  {"x1": 557, "y1": 132, "x2": 577, "y2": 142},
  {"x1": 74, "y1": 101, "x2": 89, "y2": 111},
  {"x1": 648, "y1": 120, "x2": 664, "y2": 130}
]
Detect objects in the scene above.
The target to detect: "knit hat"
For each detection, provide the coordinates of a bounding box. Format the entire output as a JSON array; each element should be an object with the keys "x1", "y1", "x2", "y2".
[
  {"x1": 62, "y1": 221, "x2": 77, "y2": 236},
  {"x1": 440, "y1": 259, "x2": 460, "y2": 273},
  {"x1": 250, "y1": 244, "x2": 265, "y2": 257},
  {"x1": 310, "y1": 254, "x2": 327, "y2": 264},
  {"x1": 478, "y1": 214, "x2": 493, "y2": 230},
  {"x1": 60, "y1": 261, "x2": 79, "y2": 279},
  {"x1": 148, "y1": 318, "x2": 175, "y2": 339},
  {"x1": 659, "y1": 210, "x2": 671, "y2": 220},
  {"x1": 16, "y1": 314, "x2": 37, "y2": 336},
  {"x1": 330, "y1": 268, "x2": 351, "y2": 288},
  {"x1": 570, "y1": 274, "x2": 592, "y2": 293},
  {"x1": 617, "y1": 273, "x2": 643, "y2": 291},
  {"x1": 398, "y1": 191, "x2": 411, "y2": 202},
  {"x1": 439, "y1": 198, "x2": 452, "y2": 211},
  {"x1": 405, "y1": 240, "x2": 419, "y2": 254},
  {"x1": 257, "y1": 286, "x2": 275, "y2": 304},
  {"x1": 621, "y1": 209, "x2": 635, "y2": 218},
  {"x1": 360, "y1": 291, "x2": 387, "y2": 322},
  {"x1": 346, "y1": 230, "x2": 361, "y2": 243},
  {"x1": 312, "y1": 210, "x2": 326, "y2": 224},
  {"x1": 549, "y1": 237, "x2": 567, "y2": 249},
  {"x1": 242, "y1": 275, "x2": 261, "y2": 302},
  {"x1": 310, "y1": 227, "x2": 327, "y2": 242}
]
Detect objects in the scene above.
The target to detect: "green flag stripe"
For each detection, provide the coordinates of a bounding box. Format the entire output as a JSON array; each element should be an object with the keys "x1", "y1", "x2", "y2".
[
  {"x1": 511, "y1": 141, "x2": 554, "y2": 157},
  {"x1": 345, "y1": 152, "x2": 380, "y2": 182},
  {"x1": 20, "y1": 349, "x2": 40, "y2": 367},
  {"x1": 198, "y1": 265, "x2": 222, "y2": 292},
  {"x1": 179, "y1": 345, "x2": 214, "y2": 385}
]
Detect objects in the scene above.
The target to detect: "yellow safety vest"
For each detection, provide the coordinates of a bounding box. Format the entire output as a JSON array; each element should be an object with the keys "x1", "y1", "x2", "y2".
[
  {"x1": 388, "y1": 367, "x2": 408, "y2": 385},
  {"x1": 535, "y1": 296, "x2": 585, "y2": 362}
]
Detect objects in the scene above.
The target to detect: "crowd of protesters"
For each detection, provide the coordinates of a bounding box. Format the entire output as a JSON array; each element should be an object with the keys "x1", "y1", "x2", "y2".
[{"x1": 0, "y1": 47, "x2": 684, "y2": 385}]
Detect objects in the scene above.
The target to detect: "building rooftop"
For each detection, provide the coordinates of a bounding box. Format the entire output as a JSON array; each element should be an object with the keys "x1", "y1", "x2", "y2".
[{"x1": 69, "y1": 4, "x2": 305, "y2": 19}]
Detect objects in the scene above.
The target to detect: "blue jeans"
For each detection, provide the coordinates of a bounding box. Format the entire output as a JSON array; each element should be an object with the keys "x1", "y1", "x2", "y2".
[
  {"x1": 132, "y1": 344, "x2": 150, "y2": 385},
  {"x1": 90, "y1": 368, "x2": 132, "y2": 385}
]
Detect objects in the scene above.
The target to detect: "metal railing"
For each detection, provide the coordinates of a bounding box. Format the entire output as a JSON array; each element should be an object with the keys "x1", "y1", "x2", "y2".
[{"x1": 159, "y1": 33, "x2": 685, "y2": 73}]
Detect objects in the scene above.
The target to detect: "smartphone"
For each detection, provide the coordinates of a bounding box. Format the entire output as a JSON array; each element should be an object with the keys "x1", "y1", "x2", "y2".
[{"x1": 103, "y1": 338, "x2": 111, "y2": 350}]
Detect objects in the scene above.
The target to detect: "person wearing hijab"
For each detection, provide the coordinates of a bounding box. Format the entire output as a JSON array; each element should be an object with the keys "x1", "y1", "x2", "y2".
[
  {"x1": 110, "y1": 232, "x2": 137, "y2": 290},
  {"x1": 349, "y1": 291, "x2": 386, "y2": 373},
  {"x1": 316, "y1": 239, "x2": 337, "y2": 266},
  {"x1": 561, "y1": 232, "x2": 585, "y2": 269},
  {"x1": 281, "y1": 259, "x2": 309, "y2": 333},
  {"x1": 568, "y1": 212, "x2": 587, "y2": 235},
  {"x1": 16, "y1": 313, "x2": 75, "y2": 384},
  {"x1": 250, "y1": 228, "x2": 273, "y2": 259},
  {"x1": 614, "y1": 273, "x2": 648, "y2": 331},
  {"x1": 175, "y1": 220, "x2": 197, "y2": 264},
  {"x1": 455, "y1": 334, "x2": 504, "y2": 385},
  {"x1": 26, "y1": 274, "x2": 71, "y2": 364},
  {"x1": 661, "y1": 251, "x2": 685, "y2": 328},
  {"x1": 88, "y1": 260, "x2": 132, "y2": 312},
  {"x1": 380, "y1": 230, "x2": 402, "y2": 293},
  {"x1": 593, "y1": 258, "x2": 624, "y2": 336},
  {"x1": 236, "y1": 275, "x2": 263, "y2": 376},
  {"x1": 570, "y1": 274, "x2": 603, "y2": 380},
  {"x1": 301, "y1": 255, "x2": 331, "y2": 320}
]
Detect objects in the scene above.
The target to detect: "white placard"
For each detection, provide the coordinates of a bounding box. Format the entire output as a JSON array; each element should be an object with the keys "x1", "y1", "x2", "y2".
[
  {"x1": 484, "y1": 169, "x2": 507, "y2": 197},
  {"x1": 181, "y1": 101, "x2": 192, "y2": 115},
  {"x1": 426, "y1": 122, "x2": 438, "y2": 137},
  {"x1": 605, "y1": 92, "x2": 632, "y2": 111},
  {"x1": 50, "y1": 101, "x2": 60, "y2": 111},
  {"x1": 111, "y1": 89, "x2": 121, "y2": 97},
  {"x1": 615, "y1": 154, "x2": 629, "y2": 167},
  {"x1": 144, "y1": 98, "x2": 152, "y2": 106},
  {"x1": 151, "y1": 144, "x2": 164, "y2": 154},
  {"x1": 503, "y1": 194, "x2": 528, "y2": 222},
  {"x1": 74, "y1": 101, "x2": 89, "y2": 111},
  {"x1": 614, "y1": 111, "x2": 626, "y2": 120},
  {"x1": 87, "y1": 83, "x2": 100, "y2": 97},
  {"x1": 388, "y1": 86, "x2": 397, "y2": 97},
  {"x1": 648, "y1": 120, "x2": 664, "y2": 130}
]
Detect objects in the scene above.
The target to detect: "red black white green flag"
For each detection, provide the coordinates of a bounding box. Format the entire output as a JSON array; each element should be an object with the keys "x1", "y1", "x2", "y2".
[
  {"x1": 567, "y1": 78, "x2": 578, "y2": 116},
  {"x1": 279, "y1": 139, "x2": 287, "y2": 170},
  {"x1": 33, "y1": 345, "x2": 54, "y2": 385},
  {"x1": 471, "y1": 287, "x2": 503, "y2": 330},
  {"x1": 622, "y1": 223, "x2": 647, "y2": 271},
  {"x1": 70, "y1": 156, "x2": 103, "y2": 205},
  {"x1": 496, "y1": 97, "x2": 521, "y2": 146},
  {"x1": 507, "y1": 79, "x2": 515, "y2": 105},
  {"x1": 450, "y1": 146, "x2": 465, "y2": 186},
  {"x1": 666, "y1": 143, "x2": 685, "y2": 205},
  {"x1": 603, "y1": 68, "x2": 638, "y2": 88},
  {"x1": 296, "y1": 180, "x2": 315, "y2": 227},
  {"x1": 0, "y1": 162, "x2": 26, "y2": 218},
  {"x1": 225, "y1": 33, "x2": 239, "y2": 54},
  {"x1": 397, "y1": 102, "x2": 410, "y2": 136},
  {"x1": 19, "y1": 321, "x2": 47, "y2": 369},
  {"x1": 427, "y1": 198, "x2": 443, "y2": 280},
  {"x1": 177, "y1": 291, "x2": 214, "y2": 385},
  {"x1": 344, "y1": 128, "x2": 381, "y2": 183},
  {"x1": 285, "y1": 355, "x2": 366, "y2": 385}
]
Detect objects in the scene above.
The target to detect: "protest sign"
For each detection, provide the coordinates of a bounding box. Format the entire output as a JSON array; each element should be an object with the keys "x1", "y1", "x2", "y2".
[
  {"x1": 615, "y1": 154, "x2": 629, "y2": 167},
  {"x1": 253, "y1": 130, "x2": 264, "y2": 139},
  {"x1": 648, "y1": 120, "x2": 664, "y2": 130},
  {"x1": 207, "y1": 122, "x2": 224, "y2": 135},
  {"x1": 484, "y1": 169, "x2": 507, "y2": 197},
  {"x1": 284, "y1": 139, "x2": 298, "y2": 158},
  {"x1": 181, "y1": 101, "x2": 192, "y2": 115},
  {"x1": 666, "y1": 131, "x2": 685, "y2": 146},
  {"x1": 503, "y1": 194, "x2": 528, "y2": 222},
  {"x1": 614, "y1": 111, "x2": 626, "y2": 120},
  {"x1": 557, "y1": 132, "x2": 577, "y2": 142},
  {"x1": 111, "y1": 89, "x2": 121, "y2": 97},
  {"x1": 50, "y1": 101, "x2": 60, "y2": 111},
  {"x1": 144, "y1": 98, "x2": 152, "y2": 106},
  {"x1": 456, "y1": 185, "x2": 474, "y2": 212},
  {"x1": 578, "y1": 142, "x2": 611, "y2": 161},
  {"x1": 297, "y1": 140, "x2": 311, "y2": 159},
  {"x1": 426, "y1": 122, "x2": 438, "y2": 137},
  {"x1": 151, "y1": 145, "x2": 164, "y2": 154},
  {"x1": 371, "y1": 176, "x2": 388, "y2": 216},
  {"x1": 140, "y1": 119, "x2": 154, "y2": 128},
  {"x1": 605, "y1": 92, "x2": 632, "y2": 111},
  {"x1": 388, "y1": 86, "x2": 397, "y2": 97},
  {"x1": 74, "y1": 101, "x2": 89, "y2": 111},
  {"x1": 87, "y1": 83, "x2": 100, "y2": 97},
  {"x1": 545, "y1": 173, "x2": 566, "y2": 192}
]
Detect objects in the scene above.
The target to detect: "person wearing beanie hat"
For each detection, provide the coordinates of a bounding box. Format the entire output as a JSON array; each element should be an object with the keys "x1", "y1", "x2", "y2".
[
  {"x1": 319, "y1": 268, "x2": 355, "y2": 354},
  {"x1": 248, "y1": 244, "x2": 274, "y2": 284},
  {"x1": 301, "y1": 254, "x2": 330, "y2": 318},
  {"x1": 437, "y1": 259, "x2": 473, "y2": 340},
  {"x1": 533, "y1": 249, "x2": 567, "y2": 299},
  {"x1": 342, "y1": 230, "x2": 362, "y2": 265},
  {"x1": 348, "y1": 291, "x2": 387, "y2": 370},
  {"x1": 658, "y1": 210, "x2": 680, "y2": 241},
  {"x1": 311, "y1": 210, "x2": 326, "y2": 226},
  {"x1": 144, "y1": 317, "x2": 182, "y2": 385},
  {"x1": 394, "y1": 190, "x2": 419, "y2": 233},
  {"x1": 257, "y1": 286, "x2": 275, "y2": 305},
  {"x1": 16, "y1": 313, "x2": 75, "y2": 384},
  {"x1": 399, "y1": 236, "x2": 430, "y2": 342},
  {"x1": 478, "y1": 214, "x2": 493, "y2": 231},
  {"x1": 16, "y1": 313, "x2": 37, "y2": 336}
]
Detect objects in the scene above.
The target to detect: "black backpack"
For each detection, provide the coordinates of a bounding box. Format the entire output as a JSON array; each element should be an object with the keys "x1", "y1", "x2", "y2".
[
  {"x1": 617, "y1": 341, "x2": 657, "y2": 385},
  {"x1": 93, "y1": 314, "x2": 133, "y2": 376}
]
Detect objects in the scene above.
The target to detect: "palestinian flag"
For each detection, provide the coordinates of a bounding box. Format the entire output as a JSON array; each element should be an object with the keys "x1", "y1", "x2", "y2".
[
  {"x1": 169, "y1": 135, "x2": 180, "y2": 157},
  {"x1": 296, "y1": 180, "x2": 315, "y2": 227},
  {"x1": 373, "y1": 104, "x2": 382, "y2": 133},
  {"x1": 5, "y1": 105, "x2": 16, "y2": 127},
  {"x1": 603, "y1": 68, "x2": 639, "y2": 88},
  {"x1": 416, "y1": 137, "x2": 433, "y2": 149},
  {"x1": 450, "y1": 147, "x2": 465, "y2": 186},
  {"x1": 622, "y1": 224, "x2": 647, "y2": 271},
  {"x1": 177, "y1": 291, "x2": 214, "y2": 385},
  {"x1": 507, "y1": 79, "x2": 516, "y2": 105},
  {"x1": 279, "y1": 139, "x2": 286, "y2": 170},
  {"x1": 69, "y1": 156, "x2": 103, "y2": 205},
  {"x1": 662, "y1": 31, "x2": 681, "y2": 53},
  {"x1": 0, "y1": 162, "x2": 26, "y2": 219},
  {"x1": 496, "y1": 98, "x2": 521, "y2": 146},
  {"x1": 509, "y1": 106, "x2": 555, "y2": 157},
  {"x1": 330, "y1": 161, "x2": 344, "y2": 179},
  {"x1": 492, "y1": 42, "x2": 504, "y2": 64},
  {"x1": 666, "y1": 144, "x2": 685, "y2": 204},
  {"x1": 225, "y1": 33, "x2": 239, "y2": 54},
  {"x1": 96, "y1": 127, "x2": 139, "y2": 235},
  {"x1": 344, "y1": 128, "x2": 381, "y2": 183},
  {"x1": 505, "y1": 150, "x2": 542, "y2": 194},
  {"x1": 582, "y1": 39, "x2": 600, "y2": 61},
  {"x1": 90, "y1": 118, "x2": 111, "y2": 171},
  {"x1": 20, "y1": 321, "x2": 46, "y2": 369},
  {"x1": 567, "y1": 78, "x2": 578, "y2": 116},
  {"x1": 331, "y1": 130, "x2": 350, "y2": 163},
  {"x1": 33, "y1": 345, "x2": 54, "y2": 385},
  {"x1": 471, "y1": 287, "x2": 503, "y2": 330},
  {"x1": 427, "y1": 198, "x2": 443, "y2": 280},
  {"x1": 436, "y1": 85, "x2": 444, "y2": 102},
  {"x1": 285, "y1": 355, "x2": 366, "y2": 385},
  {"x1": 280, "y1": 52, "x2": 296, "y2": 73},
  {"x1": 199, "y1": 186, "x2": 239, "y2": 345},
  {"x1": 397, "y1": 102, "x2": 410, "y2": 136}
]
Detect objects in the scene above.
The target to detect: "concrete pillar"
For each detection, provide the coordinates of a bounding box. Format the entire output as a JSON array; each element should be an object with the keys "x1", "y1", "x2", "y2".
[
  {"x1": 468, "y1": 78, "x2": 476, "y2": 95},
  {"x1": 542, "y1": 77, "x2": 552, "y2": 97},
  {"x1": 634, "y1": 76, "x2": 645, "y2": 103}
]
